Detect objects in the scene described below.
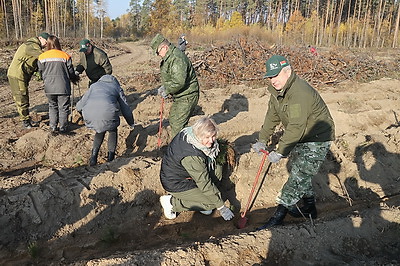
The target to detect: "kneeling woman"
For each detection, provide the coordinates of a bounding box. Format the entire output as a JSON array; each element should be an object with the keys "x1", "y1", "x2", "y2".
[{"x1": 159, "y1": 116, "x2": 234, "y2": 221}]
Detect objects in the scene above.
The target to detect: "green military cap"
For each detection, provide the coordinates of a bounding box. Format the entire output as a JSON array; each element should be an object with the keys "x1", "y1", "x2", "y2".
[
  {"x1": 39, "y1": 32, "x2": 50, "y2": 40},
  {"x1": 150, "y1": 34, "x2": 166, "y2": 54},
  {"x1": 79, "y1": 39, "x2": 91, "y2": 52},
  {"x1": 264, "y1": 55, "x2": 290, "y2": 78}
]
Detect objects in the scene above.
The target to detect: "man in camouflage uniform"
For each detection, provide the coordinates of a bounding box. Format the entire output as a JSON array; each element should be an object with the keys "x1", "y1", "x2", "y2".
[
  {"x1": 252, "y1": 55, "x2": 335, "y2": 230},
  {"x1": 7, "y1": 32, "x2": 49, "y2": 129},
  {"x1": 150, "y1": 33, "x2": 199, "y2": 139}
]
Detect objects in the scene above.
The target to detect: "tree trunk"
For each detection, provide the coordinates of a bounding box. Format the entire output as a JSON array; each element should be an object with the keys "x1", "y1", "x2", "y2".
[
  {"x1": 393, "y1": 1, "x2": 400, "y2": 48},
  {"x1": 1, "y1": 0, "x2": 10, "y2": 38},
  {"x1": 335, "y1": 0, "x2": 345, "y2": 46}
]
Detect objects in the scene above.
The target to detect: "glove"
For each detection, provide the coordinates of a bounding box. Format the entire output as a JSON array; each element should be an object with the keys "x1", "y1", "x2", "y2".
[
  {"x1": 74, "y1": 71, "x2": 81, "y2": 77},
  {"x1": 157, "y1": 85, "x2": 168, "y2": 98},
  {"x1": 268, "y1": 151, "x2": 283, "y2": 163},
  {"x1": 70, "y1": 74, "x2": 80, "y2": 85},
  {"x1": 251, "y1": 141, "x2": 267, "y2": 155},
  {"x1": 33, "y1": 71, "x2": 42, "y2": 81},
  {"x1": 75, "y1": 65, "x2": 84, "y2": 74},
  {"x1": 217, "y1": 205, "x2": 234, "y2": 221}
]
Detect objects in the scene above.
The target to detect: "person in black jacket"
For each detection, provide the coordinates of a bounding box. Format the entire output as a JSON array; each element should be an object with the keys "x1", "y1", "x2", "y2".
[
  {"x1": 75, "y1": 39, "x2": 112, "y2": 86},
  {"x1": 159, "y1": 116, "x2": 234, "y2": 221}
]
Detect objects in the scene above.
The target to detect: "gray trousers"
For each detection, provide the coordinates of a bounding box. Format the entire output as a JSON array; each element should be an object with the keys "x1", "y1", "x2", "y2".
[{"x1": 47, "y1": 94, "x2": 70, "y2": 130}]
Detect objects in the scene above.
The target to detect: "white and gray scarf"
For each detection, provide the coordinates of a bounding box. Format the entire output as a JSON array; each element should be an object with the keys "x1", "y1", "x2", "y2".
[{"x1": 181, "y1": 127, "x2": 219, "y2": 169}]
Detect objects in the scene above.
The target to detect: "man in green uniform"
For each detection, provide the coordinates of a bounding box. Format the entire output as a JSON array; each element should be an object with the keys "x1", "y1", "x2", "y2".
[
  {"x1": 252, "y1": 55, "x2": 335, "y2": 230},
  {"x1": 7, "y1": 32, "x2": 49, "y2": 129},
  {"x1": 150, "y1": 33, "x2": 199, "y2": 139},
  {"x1": 75, "y1": 39, "x2": 112, "y2": 86}
]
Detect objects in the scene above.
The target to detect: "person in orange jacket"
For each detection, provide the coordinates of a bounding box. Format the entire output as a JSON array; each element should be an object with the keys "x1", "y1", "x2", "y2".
[{"x1": 38, "y1": 35, "x2": 79, "y2": 133}]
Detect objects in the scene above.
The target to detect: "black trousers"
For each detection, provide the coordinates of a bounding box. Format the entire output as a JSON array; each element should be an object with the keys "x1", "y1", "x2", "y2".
[{"x1": 92, "y1": 128, "x2": 118, "y2": 152}]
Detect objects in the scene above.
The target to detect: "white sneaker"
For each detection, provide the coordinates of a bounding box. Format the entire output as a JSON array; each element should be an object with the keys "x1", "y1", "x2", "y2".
[
  {"x1": 160, "y1": 195, "x2": 176, "y2": 219},
  {"x1": 200, "y1": 210, "x2": 213, "y2": 215}
]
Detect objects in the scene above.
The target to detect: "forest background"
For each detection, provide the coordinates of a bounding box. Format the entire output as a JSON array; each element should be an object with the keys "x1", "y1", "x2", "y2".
[{"x1": 3, "y1": 0, "x2": 400, "y2": 49}]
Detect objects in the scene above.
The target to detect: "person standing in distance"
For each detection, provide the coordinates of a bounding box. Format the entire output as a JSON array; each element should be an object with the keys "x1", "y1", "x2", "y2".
[
  {"x1": 7, "y1": 32, "x2": 50, "y2": 129},
  {"x1": 177, "y1": 34, "x2": 188, "y2": 52},
  {"x1": 75, "y1": 39, "x2": 112, "y2": 86},
  {"x1": 150, "y1": 33, "x2": 199, "y2": 139},
  {"x1": 252, "y1": 55, "x2": 335, "y2": 230}
]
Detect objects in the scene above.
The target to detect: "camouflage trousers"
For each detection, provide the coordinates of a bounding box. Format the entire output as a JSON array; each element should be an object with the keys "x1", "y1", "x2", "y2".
[
  {"x1": 8, "y1": 76, "x2": 30, "y2": 121},
  {"x1": 169, "y1": 93, "x2": 199, "y2": 139},
  {"x1": 276, "y1": 141, "x2": 331, "y2": 208}
]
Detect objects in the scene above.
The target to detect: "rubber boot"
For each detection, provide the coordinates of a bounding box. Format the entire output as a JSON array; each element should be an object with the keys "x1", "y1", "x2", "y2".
[
  {"x1": 288, "y1": 196, "x2": 317, "y2": 219},
  {"x1": 256, "y1": 204, "x2": 288, "y2": 230},
  {"x1": 89, "y1": 148, "x2": 99, "y2": 166},
  {"x1": 22, "y1": 119, "x2": 33, "y2": 129},
  {"x1": 107, "y1": 151, "x2": 115, "y2": 162}
]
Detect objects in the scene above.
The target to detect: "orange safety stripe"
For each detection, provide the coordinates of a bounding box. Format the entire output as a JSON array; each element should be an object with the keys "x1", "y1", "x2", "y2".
[{"x1": 38, "y1": 49, "x2": 71, "y2": 62}]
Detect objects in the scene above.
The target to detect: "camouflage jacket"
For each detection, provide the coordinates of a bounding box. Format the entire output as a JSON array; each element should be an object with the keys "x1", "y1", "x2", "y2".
[{"x1": 160, "y1": 44, "x2": 199, "y2": 98}]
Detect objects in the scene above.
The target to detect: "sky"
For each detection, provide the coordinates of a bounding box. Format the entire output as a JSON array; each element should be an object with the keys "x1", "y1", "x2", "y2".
[{"x1": 107, "y1": 0, "x2": 131, "y2": 19}]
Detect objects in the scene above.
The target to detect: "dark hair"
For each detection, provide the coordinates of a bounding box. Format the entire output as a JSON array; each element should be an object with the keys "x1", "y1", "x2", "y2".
[{"x1": 46, "y1": 35, "x2": 62, "y2": 50}]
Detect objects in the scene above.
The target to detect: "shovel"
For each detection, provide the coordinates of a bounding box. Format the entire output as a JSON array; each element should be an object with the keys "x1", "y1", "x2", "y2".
[
  {"x1": 237, "y1": 149, "x2": 269, "y2": 229},
  {"x1": 157, "y1": 97, "x2": 165, "y2": 148},
  {"x1": 70, "y1": 82, "x2": 74, "y2": 123}
]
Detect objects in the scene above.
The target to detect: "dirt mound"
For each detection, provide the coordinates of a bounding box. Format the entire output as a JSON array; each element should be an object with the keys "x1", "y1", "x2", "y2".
[{"x1": 0, "y1": 40, "x2": 399, "y2": 265}]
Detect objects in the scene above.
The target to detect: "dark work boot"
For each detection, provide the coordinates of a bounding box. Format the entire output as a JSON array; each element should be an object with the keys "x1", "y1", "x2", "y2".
[
  {"x1": 107, "y1": 151, "x2": 115, "y2": 162},
  {"x1": 288, "y1": 196, "x2": 317, "y2": 219},
  {"x1": 256, "y1": 205, "x2": 288, "y2": 230},
  {"x1": 89, "y1": 149, "x2": 99, "y2": 166},
  {"x1": 22, "y1": 119, "x2": 33, "y2": 129}
]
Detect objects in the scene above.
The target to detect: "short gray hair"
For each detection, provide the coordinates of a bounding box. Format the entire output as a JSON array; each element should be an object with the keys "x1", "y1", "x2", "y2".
[{"x1": 192, "y1": 116, "x2": 218, "y2": 140}]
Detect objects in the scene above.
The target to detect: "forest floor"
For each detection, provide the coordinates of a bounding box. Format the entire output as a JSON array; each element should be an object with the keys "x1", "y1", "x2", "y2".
[{"x1": 0, "y1": 39, "x2": 399, "y2": 265}]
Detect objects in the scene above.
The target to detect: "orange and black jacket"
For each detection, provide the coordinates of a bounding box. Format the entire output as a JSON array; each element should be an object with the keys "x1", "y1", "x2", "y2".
[{"x1": 38, "y1": 49, "x2": 76, "y2": 95}]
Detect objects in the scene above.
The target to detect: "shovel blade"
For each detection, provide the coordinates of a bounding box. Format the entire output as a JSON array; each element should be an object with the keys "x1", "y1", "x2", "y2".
[{"x1": 237, "y1": 213, "x2": 248, "y2": 229}]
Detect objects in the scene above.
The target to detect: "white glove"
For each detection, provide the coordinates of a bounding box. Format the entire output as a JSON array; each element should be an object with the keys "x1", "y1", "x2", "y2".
[
  {"x1": 268, "y1": 151, "x2": 283, "y2": 163},
  {"x1": 251, "y1": 141, "x2": 267, "y2": 155},
  {"x1": 157, "y1": 86, "x2": 168, "y2": 98},
  {"x1": 217, "y1": 205, "x2": 234, "y2": 221},
  {"x1": 74, "y1": 71, "x2": 80, "y2": 76}
]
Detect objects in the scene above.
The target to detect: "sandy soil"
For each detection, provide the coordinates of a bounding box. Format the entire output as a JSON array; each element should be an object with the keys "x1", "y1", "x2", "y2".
[{"x1": 0, "y1": 40, "x2": 399, "y2": 265}]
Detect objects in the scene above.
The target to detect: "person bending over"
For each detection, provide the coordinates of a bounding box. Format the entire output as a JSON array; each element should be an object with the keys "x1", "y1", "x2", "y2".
[{"x1": 76, "y1": 75, "x2": 134, "y2": 166}]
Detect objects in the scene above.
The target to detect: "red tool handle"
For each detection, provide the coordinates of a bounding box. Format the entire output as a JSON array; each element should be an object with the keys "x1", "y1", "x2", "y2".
[{"x1": 241, "y1": 149, "x2": 269, "y2": 218}]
